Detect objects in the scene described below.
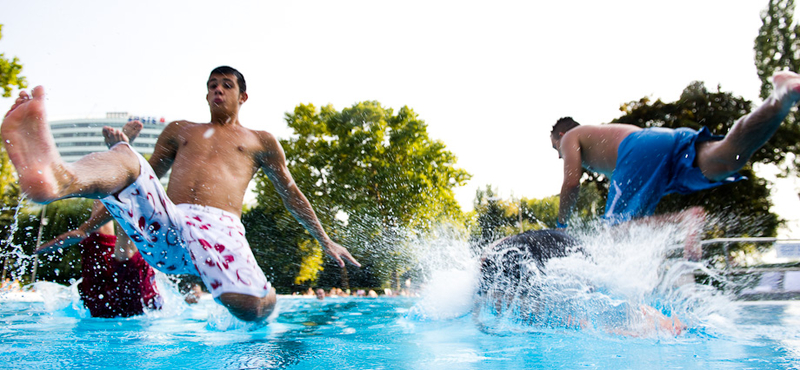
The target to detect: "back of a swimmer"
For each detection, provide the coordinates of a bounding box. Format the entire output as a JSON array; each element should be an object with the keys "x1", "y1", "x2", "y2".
[
  {"x1": 478, "y1": 229, "x2": 581, "y2": 296},
  {"x1": 476, "y1": 229, "x2": 686, "y2": 336}
]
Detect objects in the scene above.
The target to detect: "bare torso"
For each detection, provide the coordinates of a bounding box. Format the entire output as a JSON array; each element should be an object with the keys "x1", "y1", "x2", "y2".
[
  {"x1": 151, "y1": 121, "x2": 270, "y2": 217},
  {"x1": 566, "y1": 124, "x2": 642, "y2": 176}
]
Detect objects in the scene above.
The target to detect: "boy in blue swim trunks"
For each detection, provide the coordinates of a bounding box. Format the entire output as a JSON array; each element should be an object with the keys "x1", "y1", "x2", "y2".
[
  {"x1": 551, "y1": 71, "x2": 800, "y2": 229},
  {"x1": 1, "y1": 66, "x2": 361, "y2": 323}
]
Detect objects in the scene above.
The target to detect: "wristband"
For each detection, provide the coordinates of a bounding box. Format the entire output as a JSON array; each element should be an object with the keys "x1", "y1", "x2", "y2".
[{"x1": 556, "y1": 220, "x2": 568, "y2": 229}]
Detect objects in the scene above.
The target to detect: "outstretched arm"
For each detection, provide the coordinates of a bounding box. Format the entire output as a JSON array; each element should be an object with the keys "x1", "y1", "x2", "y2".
[
  {"x1": 557, "y1": 133, "x2": 583, "y2": 228},
  {"x1": 256, "y1": 132, "x2": 360, "y2": 268},
  {"x1": 36, "y1": 200, "x2": 113, "y2": 254}
]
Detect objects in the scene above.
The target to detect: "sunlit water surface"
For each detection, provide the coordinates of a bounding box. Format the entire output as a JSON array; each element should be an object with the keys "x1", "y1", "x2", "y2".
[
  {"x1": 1, "y1": 222, "x2": 799, "y2": 369},
  {"x1": 2, "y1": 293, "x2": 800, "y2": 369}
]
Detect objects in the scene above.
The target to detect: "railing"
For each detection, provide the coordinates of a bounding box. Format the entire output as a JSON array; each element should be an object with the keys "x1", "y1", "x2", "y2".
[
  {"x1": 699, "y1": 237, "x2": 800, "y2": 269},
  {"x1": 699, "y1": 238, "x2": 800, "y2": 300}
]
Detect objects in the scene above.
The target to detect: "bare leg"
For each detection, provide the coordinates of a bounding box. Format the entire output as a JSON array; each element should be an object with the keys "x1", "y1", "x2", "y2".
[
  {"x1": 621, "y1": 206, "x2": 705, "y2": 261},
  {"x1": 219, "y1": 291, "x2": 278, "y2": 323},
  {"x1": 112, "y1": 225, "x2": 138, "y2": 262},
  {"x1": 640, "y1": 305, "x2": 685, "y2": 336},
  {"x1": 606, "y1": 305, "x2": 685, "y2": 337},
  {"x1": 672, "y1": 206, "x2": 705, "y2": 287},
  {"x1": 697, "y1": 71, "x2": 800, "y2": 181},
  {"x1": 1, "y1": 87, "x2": 140, "y2": 203},
  {"x1": 98, "y1": 120, "x2": 144, "y2": 262},
  {"x1": 664, "y1": 206, "x2": 705, "y2": 262}
]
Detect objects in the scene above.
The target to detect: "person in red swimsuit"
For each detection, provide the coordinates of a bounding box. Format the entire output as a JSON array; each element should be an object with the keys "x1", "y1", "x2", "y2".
[{"x1": 66, "y1": 201, "x2": 161, "y2": 317}]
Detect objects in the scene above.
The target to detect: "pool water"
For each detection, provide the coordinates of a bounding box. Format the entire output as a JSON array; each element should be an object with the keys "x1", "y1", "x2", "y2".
[
  {"x1": 1, "y1": 286, "x2": 800, "y2": 370},
  {"x1": 3, "y1": 222, "x2": 800, "y2": 369}
]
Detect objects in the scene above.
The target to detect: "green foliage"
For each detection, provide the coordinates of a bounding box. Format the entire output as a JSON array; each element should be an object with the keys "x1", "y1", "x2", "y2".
[
  {"x1": 281, "y1": 101, "x2": 471, "y2": 228},
  {"x1": 0, "y1": 25, "x2": 28, "y2": 98},
  {"x1": 754, "y1": 0, "x2": 800, "y2": 173},
  {"x1": 3, "y1": 199, "x2": 93, "y2": 285},
  {"x1": 520, "y1": 195, "x2": 560, "y2": 229},
  {"x1": 294, "y1": 239, "x2": 323, "y2": 286},
  {"x1": 470, "y1": 186, "x2": 513, "y2": 247},
  {"x1": 245, "y1": 101, "x2": 470, "y2": 291},
  {"x1": 470, "y1": 184, "x2": 604, "y2": 249},
  {"x1": 755, "y1": 0, "x2": 800, "y2": 100},
  {"x1": 0, "y1": 24, "x2": 24, "y2": 240},
  {"x1": 0, "y1": 133, "x2": 20, "y2": 243},
  {"x1": 241, "y1": 204, "x2": 315, "y2": 293}
]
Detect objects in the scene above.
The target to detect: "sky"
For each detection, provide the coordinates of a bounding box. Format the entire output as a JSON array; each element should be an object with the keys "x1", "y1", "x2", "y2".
[{"x1": 2, "y1": 0, "x2": 799, "y2": 237}]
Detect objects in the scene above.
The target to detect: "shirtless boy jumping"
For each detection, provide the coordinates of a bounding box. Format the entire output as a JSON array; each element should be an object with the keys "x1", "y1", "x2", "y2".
[
  {"x1": 551, "y1": 71, "x2": 800, "y2": 227},
  {"x1": 1, "y1": 66, "x2": 360, "y2": 322}
]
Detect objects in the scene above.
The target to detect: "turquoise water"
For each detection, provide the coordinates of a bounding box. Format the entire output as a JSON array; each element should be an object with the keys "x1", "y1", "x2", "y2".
[
  {"x1": 1, "y1": 289, "x2": 800, "y2": 369},
  {"x1": 3, "y1": 223, "x2": 800, "y2": 369}
]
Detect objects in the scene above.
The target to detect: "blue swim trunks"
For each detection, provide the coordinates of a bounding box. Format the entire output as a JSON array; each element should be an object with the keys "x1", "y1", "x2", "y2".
[{"x1": 604, "y1": 127, "x2": 744, "y2": 224}]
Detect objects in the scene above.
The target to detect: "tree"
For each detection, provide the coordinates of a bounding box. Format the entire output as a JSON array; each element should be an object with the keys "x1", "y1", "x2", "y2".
[
  {"x1": 469, "y1": 184, "x2": 604, "y2": 250},
  {"x1": 245, "y1": 101, "x2": 471, "y2": 291},
  {"x1": 470, "y1": 186, "x2": 513, "y2": 248},
  {"x1": 754, "y1": 0, "x2": 800, "y2": 173},
  {"x1": 0, "y1": 137, "x2": 20, "y2": 241},
  {"x1": 0, "y1": 23, "x2": 27, "y2": 278},
  {"x1": 0, "y1": 25, "x2": 27, "y2": 98}
]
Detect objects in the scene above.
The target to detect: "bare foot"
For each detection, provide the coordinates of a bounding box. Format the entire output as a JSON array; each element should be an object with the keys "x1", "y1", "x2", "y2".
[
  {"x1": 771, "y1": 70, "x2": 800, "y2": 103},
  {"x1": 103, "y1": 120, "x2": 143, "y2": 148},
  {"x1": 122, "y1": 120, "x2": 143, "y2": 143},
  {"x1": 102, "y1": 126, "x2": 129, "y2": 148},
  {"x1": 641, "y1": 305, "x2": 686, "y2": 336},
  {"x1": 1, "y1": 86, "x2": 70, "y2": 203}
]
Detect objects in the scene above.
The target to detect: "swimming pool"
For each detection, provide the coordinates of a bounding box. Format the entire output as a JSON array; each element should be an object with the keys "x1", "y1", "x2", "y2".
[
  {"x1": 3, "y1": 223, "x2": 799, "y2": 369},
  {"x1": 1, "y1": 286, "x2": 799, "y2": 370}
]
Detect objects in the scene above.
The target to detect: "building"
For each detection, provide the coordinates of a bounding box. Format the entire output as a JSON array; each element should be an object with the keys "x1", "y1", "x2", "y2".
[
  {"x1": 50, "y1": 112, "x2": 167, "y2": 162},
  {"x1": 50, "y1": 112, "x2": 169, "y2": 184}
]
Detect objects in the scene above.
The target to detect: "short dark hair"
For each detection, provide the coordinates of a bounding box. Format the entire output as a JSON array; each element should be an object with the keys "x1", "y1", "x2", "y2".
[
  {"x1": 478, "y1": 229, "x2": 583, "y2": 297},
  {"x1": 209, "y1": 66, "x2": 246, "y2": 93},
  {"x1": 551, "y1": 117, "x2": 580, "y2": 137}
]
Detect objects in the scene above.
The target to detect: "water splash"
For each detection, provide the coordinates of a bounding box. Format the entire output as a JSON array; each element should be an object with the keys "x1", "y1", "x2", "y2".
[
  {"x1": 0, "y1": 200, "x2": 36, "y2": 288},
  {"x1": 405, "y1": 219, "x2": 740, "y2": 338},
  {"x1": 404, "y1": 224, "x2": 479, "y2": 321}
]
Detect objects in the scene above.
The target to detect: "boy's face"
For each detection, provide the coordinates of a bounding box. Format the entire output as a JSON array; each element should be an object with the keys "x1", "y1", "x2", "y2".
[{"x1": 206, "y1": 73, "x2": 247, "y2": 113}]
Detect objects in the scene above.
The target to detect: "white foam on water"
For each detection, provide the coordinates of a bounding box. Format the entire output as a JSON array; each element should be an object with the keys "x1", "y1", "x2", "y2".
[
  {"x1": 405, "y1": 226, "x2": 480, "y2": 321},
  {"x1": 410, "y1": 267, "x2": 478, "y2": 320},
  {"x1": 408, "y1": 220, "x2": 743, "y2": 338}
]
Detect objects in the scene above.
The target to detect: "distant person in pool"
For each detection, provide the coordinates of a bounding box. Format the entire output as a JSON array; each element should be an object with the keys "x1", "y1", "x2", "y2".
[
  {"x1": 477, "y1": 229, "x2": 685, "y2": 336},
  {"x1": 2, "y1": 66, "x2": 360, "y2": 323},
  {"x1": 550, "y1": 71, "x2": 800, "y2": 228}
]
